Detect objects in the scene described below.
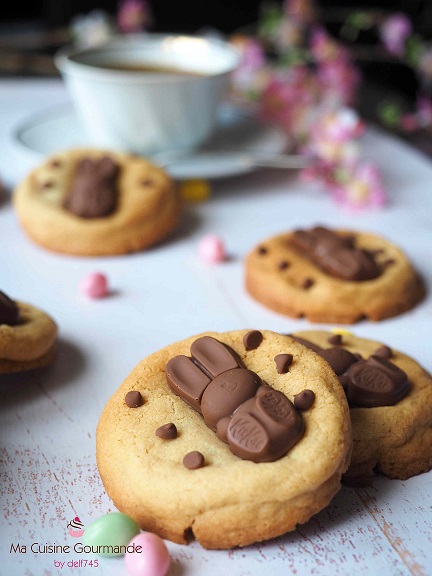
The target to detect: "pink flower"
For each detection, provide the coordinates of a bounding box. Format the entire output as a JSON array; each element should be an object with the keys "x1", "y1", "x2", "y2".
[
  {"x1": 308, "y1": 108, "x2": 364, "y2": 163},
  {"x1": 117, "y1": 0, "x2": 152, "y2": 33},
  {"x1": 317, "y1": 59, "x2": 361, "y2": 107},
  {"x1": 310, "y1": 27, "x2": 348, "y2": 63},
  {"x1": 258, "y1": 68, "x2": 320, "y2": 139},
  {"x1": 380, "y1": 13, "x2": 412, "y2": 57},
  {"x1": 330, "y1": 161, "x2": 387, "y2": 212}
]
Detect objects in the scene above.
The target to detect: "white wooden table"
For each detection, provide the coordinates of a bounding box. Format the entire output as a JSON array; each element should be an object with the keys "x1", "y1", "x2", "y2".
[{"x1": 1, "y1": 79, "x2": 431, "y2": 576}]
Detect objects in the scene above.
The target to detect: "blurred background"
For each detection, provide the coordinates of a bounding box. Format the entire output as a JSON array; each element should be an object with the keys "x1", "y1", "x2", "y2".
[{"x1": 1, "y1": 0, "x2": 432, "y2": 155}]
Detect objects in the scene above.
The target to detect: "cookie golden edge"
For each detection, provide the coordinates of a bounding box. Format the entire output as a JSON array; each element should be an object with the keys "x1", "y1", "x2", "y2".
[
  {"x1": 0, "y1": 301, "x2": 58, "y2": 372},
  {"x1": 12, "y1": 148, "x2": 182, "y2": 256},
  {"x1": 245, "y1": 230, "x2": 425, "y2": 324},
  {"x1": 294, "y1": 330, "x2": 432, "y2": 482},
  {"x1": 96, "y1": 330, "x2": 352, "y2": 549}
]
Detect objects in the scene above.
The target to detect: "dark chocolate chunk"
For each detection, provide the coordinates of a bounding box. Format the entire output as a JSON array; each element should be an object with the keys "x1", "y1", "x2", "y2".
[
  {"x1": 201, "y1": 369, "x2": 261, "y2": 430},
  {"x1": 292, "y1": 227, "x2": 380, "y2": 281},
  {"x1": 0, "y1": 291, "x2": 19, "y2": 326},
  {"x1": 274, "y1": 353, "x2": 293, "y2": 374},
  {"x1": 373, "y1": 345, "x2": 393, "y2": 359},
  {"x1": 294, "y1": 389, "x2": 315, "y2": 410},
  {"x1": 191, "y1": 336, "x2": 240, "y2": 378},
  {"x1": 156, "y1": 423, "x2": 178, "y2": 440},
  {"x1": 183, "y1": 451, "x2": 205, "y2": 470},
  {"x1": 124, "y1": 390, "x2": 143, "y2": 408},
  {"x1": 243, "y1": 330, "x2": 263, "y2": 351},
  {"x1": 257, "y1": 246, "x2": 268, "y2": 255},
  {"x1": 278, "y1": 261, "x2": 290, "y2": 270},
  {"x1": 166, "y1": 355, "x2": 211, "y2": 412},
  {"x1": 328, "y1": 334, "x2": 342, "y2": 345},
  {"x1": 63, "y1": 156, "x2": 119, "y2": 218}
]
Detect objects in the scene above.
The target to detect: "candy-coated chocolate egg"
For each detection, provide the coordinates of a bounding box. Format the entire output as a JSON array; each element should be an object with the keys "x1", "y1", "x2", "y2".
[
  {"x1": 83, "y1": 512, "x2": 140, "y2": 557},
  {"x1": 180, "y1": 179, "x2": 211, "y2": 202},
  {"x1": 79, "y1": 272, "x2": 109, "y2": 298},
  {"x1": 125, "y1": 533, "x2": 171, "y2": 576},
  {"x1": 199, "y1": 234, "x2": 227, "y2": 263}
]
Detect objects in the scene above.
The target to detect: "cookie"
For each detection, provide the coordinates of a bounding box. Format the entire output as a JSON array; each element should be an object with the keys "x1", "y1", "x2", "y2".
[
  {"x1": 13, "y1": 148, "x2": 181, "y2": 256},
  {"x1": 0, "y1": 290, "x2": 58, "y2": 373},
  {"x1": 96, "y1": 329, "x2": 351, "y2": 549},
  {"x1": 291, "y1": 330, "x2": 432, "y2": 482},
  {"x1": 245, "y1": 226, "x2": 424, "y2": 323}
]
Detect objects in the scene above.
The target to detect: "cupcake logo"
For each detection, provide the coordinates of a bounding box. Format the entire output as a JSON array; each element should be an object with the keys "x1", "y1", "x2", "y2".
[{"x1": 67, "y1": 516, "x2": 85, "y2": 538}]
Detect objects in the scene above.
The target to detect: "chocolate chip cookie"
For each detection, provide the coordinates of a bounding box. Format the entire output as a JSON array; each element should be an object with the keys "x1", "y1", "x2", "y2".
[
  {"x1": 245, "y1": 226, "x2": 425, "y2": 323},
  {"x1": 96, "y1": 330, "x2": 351, "y2": 549},
  {"x1": 0, "y1": 290, "x2": 58, "y2": 373},
  {"x1": 292, "y1": 330, "x2": 432, "y2": 482},
  {"x1": 13, "y1": 148, "x2": 181, "y2": 256}
]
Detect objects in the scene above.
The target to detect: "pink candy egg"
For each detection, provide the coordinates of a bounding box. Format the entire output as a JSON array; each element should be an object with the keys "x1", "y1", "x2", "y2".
[
  {"x1": 79, "y1": 272, "x2": 109, "y2": 298},
  {"x1": 125, "y1": 532, "x2": 171, "y2": 576},
  {"x1": 199, "y1": 234, "x2": 227, "y2": 263}
]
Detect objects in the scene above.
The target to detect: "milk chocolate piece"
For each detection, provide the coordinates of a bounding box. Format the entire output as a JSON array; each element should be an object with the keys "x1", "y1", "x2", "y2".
[
  {"x1": 166, "y1": 335, "x2": 306, "y2": 463},
  {"x1": 274, "y1": 353, "x2": 293, "y2": 374},
  {"x1": 201, "y1": 369, "x2": 261, "y2": 430},
  {"x1": 290, "y1": 333, "x2": 409, "y2": 408},
  {"x1": 63, "y1": 156, "x2": 119, "y2": 218},
  {"x1": 166, "y1": 355, "x2": 211, "y2": 412},
  {"x1": 243, "y1": 330, "x2": 263, "y2": 351},
  {"x1": 292, "y1": 227, "x2": 380, "y2": 281},
  {"x1": 226, "y1": 390, "x2": 304, "y2": 462},
  {"x1": 156, "y1": 423, "x2": 178, "y2": 440},
  {"x1": 319, "y1": 347, "x2": 358, "y2": 375},
  {"x1": 345, "y1": 356, "x2": 409, "y2": 407},
  {"x1": 0, "y1": 291, "x2": 19, "y2": 326},
  {"x1": 191, "y1": 336, "x2": 240, "y2": 378},
  {"x1": 125, "y1": 390, "x2": 143, "y2": 408},
  {"x1": 183, "y1": 451, "x2": 205, "y2": 470}
]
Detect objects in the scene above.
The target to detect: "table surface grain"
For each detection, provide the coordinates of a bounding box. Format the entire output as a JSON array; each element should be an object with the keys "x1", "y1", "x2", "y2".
[{"x1": 0, "y1": 79, "x2": 431, "y2": 576}]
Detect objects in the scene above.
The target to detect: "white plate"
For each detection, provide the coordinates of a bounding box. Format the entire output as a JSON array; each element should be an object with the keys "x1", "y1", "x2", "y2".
[{"x1": 12, "y1": 103, "x2": 289, "y2": 179}]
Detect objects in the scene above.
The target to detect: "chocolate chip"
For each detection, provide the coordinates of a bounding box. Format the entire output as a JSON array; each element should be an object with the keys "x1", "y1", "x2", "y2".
[
  {"x1": 0, "y1": 291, "x2": 19, "y2": 326},
  {"x1": 124, "y1": 390, "x2": 143, "y2": 408},
  {"x1": 274, "y1": 353, "x2": 293, "y2": 374},
  {"x1": 40, "y1": 181, "x2": 54, "y2": 189},
  {"x1": 278, "y1": 261, "x2": 290, "y2": 270},
  {"x1": 140, "y1": 178, "x2": 153, "y2": 186},
  {"x1": 156, "y1": 423, "x2": 177, "y2": 440},
  {"x1": 243, "y1": 330, "x2": 263, "y2": 351},
  {"x1": 328, "y1": 334, "x2": 342, "y2": 345},
  {"x1": 294, "y1": 389, "x2": 315, "y2": 410},
  {"x1": 302, "y1": 278, "x2": 314, "y2": 289},
  {"x1": 257, "y1": 246, "x2": 268, "y2": 255},
  {"x1": 183, "y1": 451, "x2": 205, "y2": 470},
  {"x1": 50, "y1": 159, "x2": 62, "y2": 168},
  {"x1": 373, "y1": 345, "x2": 393, "y2": 359}
]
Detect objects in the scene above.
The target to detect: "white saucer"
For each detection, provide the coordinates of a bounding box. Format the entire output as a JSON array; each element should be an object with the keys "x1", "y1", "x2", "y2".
[{"x1": 13, "y1": 103, "x2": 289, "y2": 180}]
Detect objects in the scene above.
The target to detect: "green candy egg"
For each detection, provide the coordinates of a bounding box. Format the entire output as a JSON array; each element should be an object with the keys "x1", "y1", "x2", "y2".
[{"x1": 83, "y1": 512, "x2": 140, "y2": 557}]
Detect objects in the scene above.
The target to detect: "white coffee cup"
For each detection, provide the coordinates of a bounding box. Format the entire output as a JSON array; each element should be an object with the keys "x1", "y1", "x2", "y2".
[{"x1": 55, "y1": 34, "x2": 240, "y2": 155}]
